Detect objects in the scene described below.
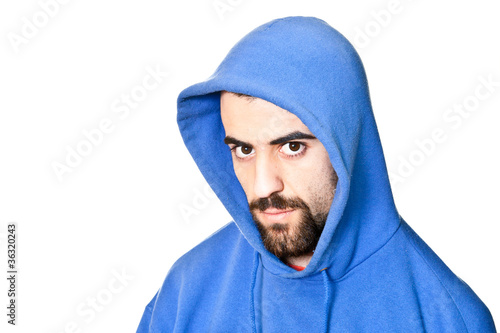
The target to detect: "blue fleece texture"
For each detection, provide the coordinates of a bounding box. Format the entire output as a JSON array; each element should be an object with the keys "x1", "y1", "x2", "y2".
[{"x1": 137, "y1": 17, "x2": 496, "y2": 332}]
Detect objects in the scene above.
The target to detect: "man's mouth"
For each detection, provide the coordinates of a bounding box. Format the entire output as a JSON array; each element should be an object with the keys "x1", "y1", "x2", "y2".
[{"x1": 258, "y1": 208, "x2": 295, "y2": 223}]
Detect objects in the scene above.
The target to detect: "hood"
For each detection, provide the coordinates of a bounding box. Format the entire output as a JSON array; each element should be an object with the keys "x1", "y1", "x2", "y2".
[{"x1": 177, "y1": 16, "x2": 401, "y2": 279}]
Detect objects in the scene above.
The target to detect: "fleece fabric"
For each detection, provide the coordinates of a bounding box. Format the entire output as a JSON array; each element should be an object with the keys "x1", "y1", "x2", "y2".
[{"x1": 137, "y1": 17, "x2": 495, "y2": 332}]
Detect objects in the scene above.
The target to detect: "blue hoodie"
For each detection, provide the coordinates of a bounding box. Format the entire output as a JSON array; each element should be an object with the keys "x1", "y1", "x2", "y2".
[{"x1": 137, "y1": 17, "x2": 495, "y2": 332}]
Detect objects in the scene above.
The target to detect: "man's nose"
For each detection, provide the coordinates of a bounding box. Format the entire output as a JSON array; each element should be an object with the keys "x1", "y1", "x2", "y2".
[{"x1": 253, "y1": 155, "x2": 283, "y2": 199}]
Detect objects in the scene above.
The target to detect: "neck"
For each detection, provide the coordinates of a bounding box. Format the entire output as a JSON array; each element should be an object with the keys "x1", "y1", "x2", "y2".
[{"x1": 284, "y1": 252, "x2": 314, "y2": 267}]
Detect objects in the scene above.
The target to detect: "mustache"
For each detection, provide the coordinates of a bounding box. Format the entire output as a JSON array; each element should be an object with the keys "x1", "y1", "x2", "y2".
[{"x1": 249, "y1": 193, "x2": 308, "y2": 212}]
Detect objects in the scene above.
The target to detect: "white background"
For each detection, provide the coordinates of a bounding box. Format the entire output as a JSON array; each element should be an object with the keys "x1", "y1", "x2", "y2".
[{"x1": 1, "y1": 0, "x2": 499, "y2": 332}]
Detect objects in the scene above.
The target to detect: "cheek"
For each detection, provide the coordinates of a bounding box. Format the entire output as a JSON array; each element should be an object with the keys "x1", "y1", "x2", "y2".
[
  {"x1": 233, "y1": 162, "x2": 254, "y2": 199},
  {"x1": 298, "y1": 156, "x2": 336, "y2": 212}
]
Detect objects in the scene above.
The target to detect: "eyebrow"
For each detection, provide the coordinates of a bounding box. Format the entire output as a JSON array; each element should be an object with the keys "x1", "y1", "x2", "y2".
[
  {"x1": 269, "y1": 131, "x2": 317, "y2": 145},
  {"x1": 224, "y1": 131, "x2": 317, "y2": 147},
  {"x1": 223, "y1": 136, "x2": 249, "y2": 147}
]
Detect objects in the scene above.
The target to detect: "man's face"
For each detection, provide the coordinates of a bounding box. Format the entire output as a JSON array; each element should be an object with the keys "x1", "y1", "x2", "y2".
[{"x1": 220, "y1": 92, "x2": 338, "y2": 261}]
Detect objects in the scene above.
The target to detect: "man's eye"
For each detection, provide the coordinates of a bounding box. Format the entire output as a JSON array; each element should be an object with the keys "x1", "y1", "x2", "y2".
[
  {"x1": 234, "y1": 146, "x2": 255, "y2": 158},
  {"x1": 281, "y1": 142, "x2": 305, "y2": 156}
]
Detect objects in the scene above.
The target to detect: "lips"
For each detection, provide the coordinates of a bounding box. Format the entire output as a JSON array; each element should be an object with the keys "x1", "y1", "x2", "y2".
[{"x1": 258, "y1": 208, "x2": 295, "y2": 223}]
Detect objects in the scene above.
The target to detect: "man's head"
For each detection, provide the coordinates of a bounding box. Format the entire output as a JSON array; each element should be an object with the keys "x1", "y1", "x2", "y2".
[
  {"x1": 220, "y1": 91, "x2": 338, "y2": 262},
  {"x1": 177, "y1": 16, "x2": 400, "y2": 276}
]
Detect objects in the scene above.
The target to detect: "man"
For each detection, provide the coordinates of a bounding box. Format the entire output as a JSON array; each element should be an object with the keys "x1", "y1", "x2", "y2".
[{"x1": 137, "y1": 17, "x2": 495, "y2": 332}]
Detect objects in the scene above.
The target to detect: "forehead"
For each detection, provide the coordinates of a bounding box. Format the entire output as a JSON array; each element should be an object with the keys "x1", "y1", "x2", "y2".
[{"x1": 220, "y1": 92, "x2": 312, "y2": 143}]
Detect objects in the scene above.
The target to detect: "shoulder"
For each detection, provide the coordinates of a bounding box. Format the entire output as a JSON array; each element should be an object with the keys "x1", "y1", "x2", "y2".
[
  {"x1": 399, "y1": 221, "x2": 496, "y2": 332},
  {"x1": 175, "y1": 221, "x2": 246, "y2": 265},
  {"x1": 140, "y1": 222, "x2": 257, "y2": 331},
  {"x1": 166, "y1": 221, "x2": 254, "y2": 282}
]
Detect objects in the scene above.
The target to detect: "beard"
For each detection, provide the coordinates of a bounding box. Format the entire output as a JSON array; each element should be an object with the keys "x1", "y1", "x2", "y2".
[{"x1": 249, "y1": 193, "x2": 328, "y2": 260}]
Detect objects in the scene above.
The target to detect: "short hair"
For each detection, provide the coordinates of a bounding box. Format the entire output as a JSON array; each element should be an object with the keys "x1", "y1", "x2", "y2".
[{"x1": 221, "y1": 90, "x2": 256, "y2": 102}]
